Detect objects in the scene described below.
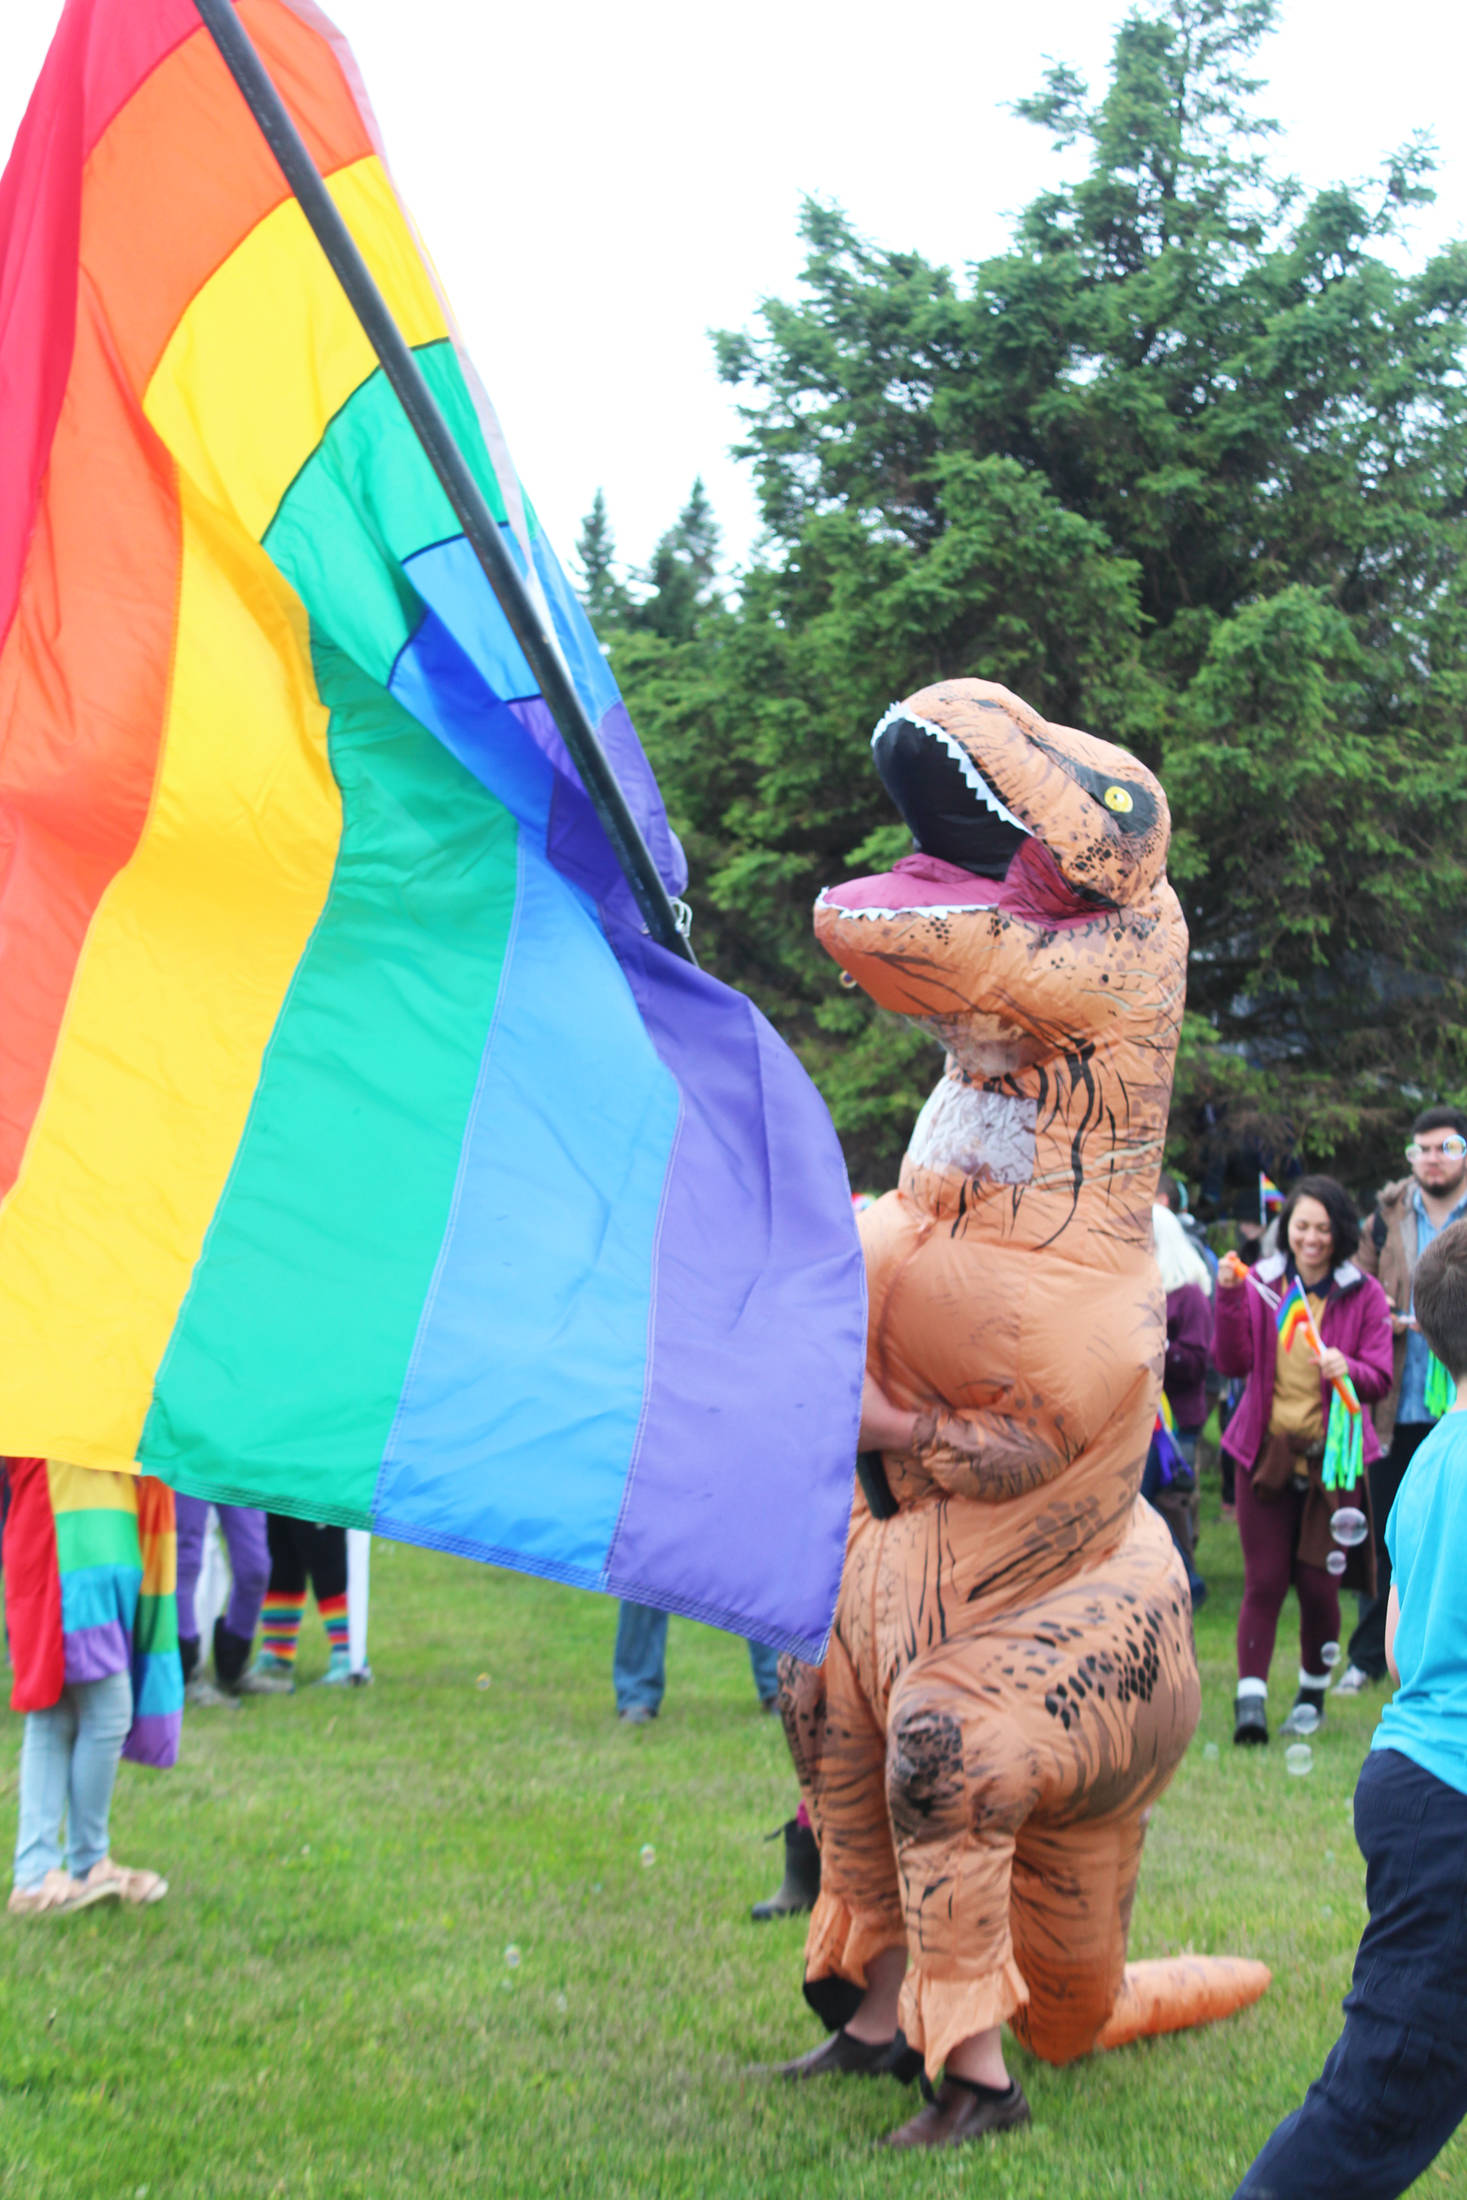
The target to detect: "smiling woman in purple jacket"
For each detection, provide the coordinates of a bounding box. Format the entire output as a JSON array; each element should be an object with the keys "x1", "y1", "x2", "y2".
[{"x1": 1214, "y1": 1176, "x2": 1393, "y2": 1748}]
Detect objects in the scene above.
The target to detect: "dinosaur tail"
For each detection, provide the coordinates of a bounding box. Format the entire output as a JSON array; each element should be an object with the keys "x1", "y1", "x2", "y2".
[{"x1": 1095, "y1": 1956, "x2": 1272, "y2": 2051}]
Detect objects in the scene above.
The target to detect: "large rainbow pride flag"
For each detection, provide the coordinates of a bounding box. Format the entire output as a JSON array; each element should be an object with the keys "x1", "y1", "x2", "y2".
[{"x1": 0, "y1": 0, "x2": 865, "y2": 1657}]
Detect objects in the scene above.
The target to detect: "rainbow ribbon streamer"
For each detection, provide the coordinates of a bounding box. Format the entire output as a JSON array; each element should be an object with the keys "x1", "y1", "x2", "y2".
[
  {"x1": 1425, "y1": 1349, "x2": 1454, "y2": 1420},
  {"x1": 1321, "y1": 1380, "x2": 1364, "y2": 1492}
]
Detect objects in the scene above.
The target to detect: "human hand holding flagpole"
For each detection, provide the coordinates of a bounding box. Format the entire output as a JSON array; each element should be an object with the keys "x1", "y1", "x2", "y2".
[{"x1": 1277, "y1": 1275, "x2": 1359, "y2": 1414}]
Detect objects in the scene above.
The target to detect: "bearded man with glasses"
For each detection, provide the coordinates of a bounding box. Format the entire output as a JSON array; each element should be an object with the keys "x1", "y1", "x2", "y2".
[{"x1": 1336, "y1": 1107, "x2": 1467, "y2": 1695}]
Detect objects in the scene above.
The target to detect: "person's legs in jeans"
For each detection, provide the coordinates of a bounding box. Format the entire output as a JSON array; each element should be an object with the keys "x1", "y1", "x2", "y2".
[
  {"x1": 65, "y1": 1671, "x2": 133, "y2": 1879},
  {"x1": 1348, "y1": 1425, "x2": 1431, "y2": 1681},
  {"x1": 1234, "y1": 1749, "x2": 1467, "y2": 2199},
  {"x1": 13, "y1": 1696, "x2": 78, "y2": 1890},
  {"x1": 613, "y1": 1602, "x2": 668, "y2": 1715},
  {"x1": 746, "y1": 1636, "x2": 780, "y2": 1707}
]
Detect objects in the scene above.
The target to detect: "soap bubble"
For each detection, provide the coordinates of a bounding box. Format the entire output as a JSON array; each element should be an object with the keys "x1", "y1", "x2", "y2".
[
  {"x1": 1202, "y1": 1741, "x2": 1219, "y2": 1762},
  {"x1": 553, "y1": 1991, "x2": 568, "y2": 2014},
  {"x1": 1331, "y1": 1507, "x2": 1368, "y2": 1548},
  {"x1": 639, "y1": 1844, "x2": 657, "y2": 1869},
  {"x1": 475, "y1": 1674, "x2": 492, "y2": 1691},
  {"x1": 1326, "y1": 1550, "x2": 1347, "y2": 1577},
  {"x1": 1285, "y1": 1743, "x2": 1314, "y2": 1776},
  {"x1": 504, "y1": 1945, "x2": 521, "y2": 1969},
  {"x1": 1322, "y1": 1642, "x2": 1341, "y2": 1668},
  {"x1": 1287, "y1": 1705, "x2": 1321, "y2": 1738}
]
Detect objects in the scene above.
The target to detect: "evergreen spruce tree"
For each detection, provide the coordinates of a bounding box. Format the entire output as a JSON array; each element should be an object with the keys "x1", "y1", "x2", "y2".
[
  {"x1": 619, "y1": 0, "x2": 1467, "y2": 1196},
  {"x1": 572, "y1": 488, "x2": 629, "y2": 628}
]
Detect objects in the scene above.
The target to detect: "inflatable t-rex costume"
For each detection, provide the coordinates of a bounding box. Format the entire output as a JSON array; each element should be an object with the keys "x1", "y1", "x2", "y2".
[{"x1": 786, "y1": 678, "x2": 1268, "y2": 2077}]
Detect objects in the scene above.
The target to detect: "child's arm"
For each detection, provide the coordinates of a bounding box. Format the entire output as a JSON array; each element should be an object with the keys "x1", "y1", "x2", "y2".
[{"x1": 1385, "y1": 1583, "x2": 1401, "y2": 1686}]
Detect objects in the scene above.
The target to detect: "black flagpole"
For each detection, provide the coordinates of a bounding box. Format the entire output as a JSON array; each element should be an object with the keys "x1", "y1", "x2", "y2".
[{"x1": 190, "y1": 0, "x2": 695, "y2": 965}]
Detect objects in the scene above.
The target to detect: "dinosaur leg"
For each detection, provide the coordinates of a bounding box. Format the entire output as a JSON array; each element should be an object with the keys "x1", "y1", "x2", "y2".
[
  {"x1": 884, "y1": 1666, "x2": 1033, "y2": 2076},
  {"x1": 791, "y1": 1630, "x2": 906, "y2": 2030},
  {"x1": 1006, "y1": 1807, "x2": 1144, "y2": 2063}
]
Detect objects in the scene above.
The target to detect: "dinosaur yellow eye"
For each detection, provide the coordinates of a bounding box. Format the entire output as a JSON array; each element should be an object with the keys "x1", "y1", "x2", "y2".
[{"x1": 1103, "y1": 785, "x2": 1134, "y2": 814}]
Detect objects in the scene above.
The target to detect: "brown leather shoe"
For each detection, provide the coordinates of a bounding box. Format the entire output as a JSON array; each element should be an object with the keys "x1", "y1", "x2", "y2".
[
  {"x1": 882, "y1": 2074, "x2": 1031, "y2": 2148},
  {"x1": 776, "y1": 2027, "x2": 923, "y2": 2082}
]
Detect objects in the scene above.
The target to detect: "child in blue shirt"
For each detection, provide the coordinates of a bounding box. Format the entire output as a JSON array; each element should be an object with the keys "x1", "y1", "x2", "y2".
[{"x1": 1235, "y1": 1216, "x2": 1467, "y2": 2199}]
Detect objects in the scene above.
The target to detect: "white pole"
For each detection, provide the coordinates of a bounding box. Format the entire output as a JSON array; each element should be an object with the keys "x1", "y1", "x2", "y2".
[
  {"x1": 346, "y1": 1529, "x2": 371, "y2": 1675},
  {"x1": 196, "y1": 1508, "x2": 232, "y2": 1643}
]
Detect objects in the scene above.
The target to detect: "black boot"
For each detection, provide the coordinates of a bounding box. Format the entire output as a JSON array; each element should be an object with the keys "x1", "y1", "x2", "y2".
[
  {"x1": 213, "y1": 1617, "x2": 254, "y2": 1690},
  {"x1": 179, "y1": 1634, "x2": 201, "y2": 1684},
  {"x1": 751, "y1": 1818, "x2": 821, "y2": 1921},
  {"x1": 1234, "y1": 1691, "x2": 1268, "y2": 1746}
]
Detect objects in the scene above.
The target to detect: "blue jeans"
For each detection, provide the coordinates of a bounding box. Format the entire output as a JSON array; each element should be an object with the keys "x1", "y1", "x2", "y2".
[
  {"x1": 13, "y1": 1671, "x2": 133, "y2": 1887},
  {"x1": 1235, "y1": 1748, "x2": 1467, "y2": 2198},
  {"x1": 613, "y1": 1601, "x2": 780, "y2": 1713}
]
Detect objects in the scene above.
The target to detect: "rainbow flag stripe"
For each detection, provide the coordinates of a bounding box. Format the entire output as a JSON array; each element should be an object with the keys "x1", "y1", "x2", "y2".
[
  {"x1": 1259, "y1": 1172, "x2": 1284, "y2": 1216},
  {"x1": 0, "y1": 0, "x2": 865, "y2": 1658}
]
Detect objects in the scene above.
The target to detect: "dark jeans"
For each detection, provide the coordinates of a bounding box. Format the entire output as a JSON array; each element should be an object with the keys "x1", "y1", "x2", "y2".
[
  {"x1": 612, "y1": 1600, "x2": 779, "y2": 1713},
  {"x1": 1234, "y1": 1748, "x2": 1467, "y2": 2198},
  {"x1": 1348, "y1": 1423, "x2": 1432, "y2": 1680}
]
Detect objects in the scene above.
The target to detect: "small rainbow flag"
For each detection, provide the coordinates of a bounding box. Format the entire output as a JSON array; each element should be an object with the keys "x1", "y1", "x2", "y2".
[
  {"x1": 1277, "y1": 1278, "x2": 1315, "y2": 1354},
  {"x1": 0, "y1": 0, "x2": 865, "y2": 1657},
  {"x1": 1259, "y1": 1172, "x2": 1285, "y2": 1219},
  {"x1": 1152, "y1": 1392, "x2": 1186, "y2": 1485}
]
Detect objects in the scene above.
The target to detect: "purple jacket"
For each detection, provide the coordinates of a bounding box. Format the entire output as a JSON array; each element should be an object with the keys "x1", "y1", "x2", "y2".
[
  {"x1": 1164, "y1": 1283, "x2": 1213, "y2": 1430},
  {"x1": 1213, "y1": 1252, "x2": 1394, "y2": 1472}
]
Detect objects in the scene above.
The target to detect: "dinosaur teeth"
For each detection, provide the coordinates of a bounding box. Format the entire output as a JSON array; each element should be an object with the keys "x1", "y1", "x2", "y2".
[
  {"x1": 870, "y1": 705, "x2": 1031, "y2": 838},
  {"x1": 816, "y1": 891, "x2": 1000, "y2": 920}
]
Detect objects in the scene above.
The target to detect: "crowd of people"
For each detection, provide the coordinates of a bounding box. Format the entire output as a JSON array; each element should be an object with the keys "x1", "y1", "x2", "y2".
[{"x1": 1134, "y1": 1106, "x2": 1467, "y2": 1762}]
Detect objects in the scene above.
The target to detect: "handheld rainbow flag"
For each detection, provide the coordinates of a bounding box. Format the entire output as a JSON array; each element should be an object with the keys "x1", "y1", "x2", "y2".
[
  {"x1": 1259, "y1": 1172, "x2": 1284, "y2": 1221},
  {"x1": 0, "y1": 0, "x2": 866, "y2": 1657},
  {"x1": 1151, "y1": 1393, "x2": 1186, "y2": 1486},
  {"x1": 1276, "y1": 1278, "x2": 1314, "y2": 1355}
]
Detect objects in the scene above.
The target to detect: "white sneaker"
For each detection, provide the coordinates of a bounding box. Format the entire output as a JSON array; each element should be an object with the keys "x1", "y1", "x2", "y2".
[{"x1": 1332, "y1": 1663, "x2": 1374, "y2": 1697}]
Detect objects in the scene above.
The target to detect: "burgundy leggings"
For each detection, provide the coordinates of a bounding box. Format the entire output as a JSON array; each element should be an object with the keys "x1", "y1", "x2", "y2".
[{"x1": 1235, "y1": 1464, "x2": 1341, "y2": 1682}]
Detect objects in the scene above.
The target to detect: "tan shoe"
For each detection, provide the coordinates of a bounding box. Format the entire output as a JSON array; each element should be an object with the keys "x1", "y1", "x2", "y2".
[
  {"x1": 8, "y1": 1868, "x2": 84, "y2": 1918},
  {"x1": 74, "y1": 1857, "x2": 167, "y2": 1908}
]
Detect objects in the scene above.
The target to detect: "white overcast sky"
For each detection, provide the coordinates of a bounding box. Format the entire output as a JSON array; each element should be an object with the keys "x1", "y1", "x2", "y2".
[{"x1": 4, "y1": 2, "x2": 1465, "y2": 579}]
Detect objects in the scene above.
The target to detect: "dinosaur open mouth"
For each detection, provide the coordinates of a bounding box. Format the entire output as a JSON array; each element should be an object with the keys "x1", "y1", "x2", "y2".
[
  {"x1": 871, "y1": 709, "x2": 1030, "y2": 879},
  {"x1": 818, "y1": 710, "x2": 1103, "y2": 927}
]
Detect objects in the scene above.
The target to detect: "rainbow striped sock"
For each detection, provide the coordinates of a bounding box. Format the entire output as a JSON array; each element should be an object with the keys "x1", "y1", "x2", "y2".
[
  {"x1": 261, "y1": 1593, "x2": 305, "y2": 1664},
  {"x1": 319, "y1": 1593, "x2": 349, "y2": 1658}
]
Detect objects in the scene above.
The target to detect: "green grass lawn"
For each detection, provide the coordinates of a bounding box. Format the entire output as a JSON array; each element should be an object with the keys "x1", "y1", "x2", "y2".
[{"x1": 4, "y1": 1484, "x2": 1466, "y2": 2200}]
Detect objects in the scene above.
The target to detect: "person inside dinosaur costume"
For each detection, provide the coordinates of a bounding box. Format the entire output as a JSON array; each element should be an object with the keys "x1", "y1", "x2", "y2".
[{"x1": 776, "y1": 679, "x2": 1269, "y2": 2149}]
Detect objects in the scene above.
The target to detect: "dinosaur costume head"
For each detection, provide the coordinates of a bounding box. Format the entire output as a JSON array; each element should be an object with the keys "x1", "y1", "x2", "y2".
[{"x1": 814, "y1": 678, "x2": 1186, "y2": 1242}]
